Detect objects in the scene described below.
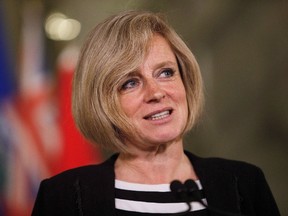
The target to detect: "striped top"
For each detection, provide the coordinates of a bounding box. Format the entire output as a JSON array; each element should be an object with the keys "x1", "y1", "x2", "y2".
[{"x1": 115, "y1": 179, "x2": 208, "y2": 216}]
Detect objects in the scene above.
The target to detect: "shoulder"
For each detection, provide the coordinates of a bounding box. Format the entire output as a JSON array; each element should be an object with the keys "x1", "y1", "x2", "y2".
[
  {"x1": 185, "y1": 150, "x2": 268, "y2": 195},
  {"x1": 41, "y1": 153, "x2": 118, "y2": 189},
  {"x1": 32, "y1": 154, "x2": 119, "y2": 215},
  {"x1": 184, "y1": 151, "x2": 280, "y2": 215},
  {"x1": 185, "y1": 150, "x2": 264, "y2": 179}
]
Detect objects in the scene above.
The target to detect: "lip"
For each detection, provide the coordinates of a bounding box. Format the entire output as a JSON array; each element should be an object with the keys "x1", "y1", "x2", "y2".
[{"x1": 143, "y1": 107, "x2": 173, "y2": 120}]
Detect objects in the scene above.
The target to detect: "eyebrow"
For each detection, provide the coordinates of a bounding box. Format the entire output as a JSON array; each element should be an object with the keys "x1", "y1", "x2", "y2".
[
  {"x1": 135, "y1": 61, "x2": 177, "y2": 73},
  {"x1": 126, "y1": 61, "x2": 178, "y2": 77},
  {"x1": 152, "y1": 61, "x2": 178, "y2": 70}
]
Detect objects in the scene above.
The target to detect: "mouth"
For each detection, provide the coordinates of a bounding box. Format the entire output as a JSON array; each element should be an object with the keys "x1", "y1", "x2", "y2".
[{"x1": 144, "y1": 109, "x2": 173, "y2": 121}]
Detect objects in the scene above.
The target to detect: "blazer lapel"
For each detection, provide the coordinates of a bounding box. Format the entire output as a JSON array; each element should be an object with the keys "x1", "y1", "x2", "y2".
[
  {"x1": 186, "y1": 151, "x2": 242, "y2": 216},
  {"x1": 80, "y1": 155, "x2": 118, "y2": 216}
]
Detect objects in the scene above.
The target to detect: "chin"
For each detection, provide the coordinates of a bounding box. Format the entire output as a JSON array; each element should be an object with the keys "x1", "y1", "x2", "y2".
[
  {"x1": 144, "y1": 132, "x2": 183, "y2": 145},
  {"x1": 133, "y1": 124, "x2": 186, "y2": 145}
]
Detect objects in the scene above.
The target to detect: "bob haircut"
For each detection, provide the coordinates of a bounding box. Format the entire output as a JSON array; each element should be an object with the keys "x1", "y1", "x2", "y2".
[{"x1": 72, "y1": 10, "x2": 204, "y2": 153}]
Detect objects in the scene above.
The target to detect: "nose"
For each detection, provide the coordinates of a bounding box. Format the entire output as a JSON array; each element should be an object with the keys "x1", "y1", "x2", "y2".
[{"x1": 143, "y1": 80, "x2": 165, "y2": 103}]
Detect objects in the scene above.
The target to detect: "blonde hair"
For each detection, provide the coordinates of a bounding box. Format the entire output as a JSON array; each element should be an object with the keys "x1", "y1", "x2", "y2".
[{"x1": 72, "y1": 10, "x2": 204, "y2": 153}]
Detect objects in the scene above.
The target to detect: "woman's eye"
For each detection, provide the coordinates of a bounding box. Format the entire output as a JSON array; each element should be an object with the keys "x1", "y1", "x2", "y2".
[
  {"x1": 159, "y1": 68, "x2": 174, "y2": 78},
  {"x1": 121, "y1": 78, "x2": 139, "y2": 90}
]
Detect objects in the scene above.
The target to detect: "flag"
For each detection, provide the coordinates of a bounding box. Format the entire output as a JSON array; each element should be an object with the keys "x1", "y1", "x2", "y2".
[
  {"x1": 56, "y1": 45, "x2": 102, "y2": 173},
  {"x1": 0, "y1": 1, "x2": 16, "y2": 214},
  {"x1": 0, "y1": 2, "x2": 102, "y2": 216}
]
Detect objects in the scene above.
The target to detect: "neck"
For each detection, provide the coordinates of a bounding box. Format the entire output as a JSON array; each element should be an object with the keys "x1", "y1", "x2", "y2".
[{"x1": 115, "y1": 141, "x2": 197, "y2": 184}]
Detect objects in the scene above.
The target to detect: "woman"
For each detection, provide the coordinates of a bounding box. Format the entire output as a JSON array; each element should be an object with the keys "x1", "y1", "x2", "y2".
[{"x1": 32, "y1": 11, "x2": 280, "y2": 216}]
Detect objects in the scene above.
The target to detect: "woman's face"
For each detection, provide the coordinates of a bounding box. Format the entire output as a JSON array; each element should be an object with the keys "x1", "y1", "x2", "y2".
[{"x1": 119, "y1": 35, "x2": 188, "y2": 149}]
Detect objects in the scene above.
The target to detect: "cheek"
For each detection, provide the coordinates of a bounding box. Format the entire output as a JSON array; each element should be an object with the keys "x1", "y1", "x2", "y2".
[
  {"x1": 119, "y1": 97, "x2": 129, "y2": 116},
  {"x1": 119, "y1": 94, "x2": 139, "y2": 117},
  {"x1": 175, "y1": 87, "x2": 189, "y2": 119},
  {"x1": 171, "y1": 82, "x2": 187, "y2": 104}
]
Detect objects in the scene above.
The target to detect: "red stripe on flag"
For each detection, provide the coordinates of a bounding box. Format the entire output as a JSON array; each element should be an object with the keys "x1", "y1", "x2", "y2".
[{"x1": 55, "y1": 45, "x2": 102, "y2": 174}]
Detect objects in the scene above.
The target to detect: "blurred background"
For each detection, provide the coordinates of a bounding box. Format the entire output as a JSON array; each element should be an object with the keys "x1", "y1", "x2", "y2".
[{"x1": 0, "y1": 0, "x2": 287, "y2": 215}]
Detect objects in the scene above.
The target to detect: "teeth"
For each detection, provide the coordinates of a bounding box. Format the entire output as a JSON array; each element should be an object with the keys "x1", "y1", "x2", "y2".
[{"x1": 150, "y1": 111, "x2": 170, "y2": 120}]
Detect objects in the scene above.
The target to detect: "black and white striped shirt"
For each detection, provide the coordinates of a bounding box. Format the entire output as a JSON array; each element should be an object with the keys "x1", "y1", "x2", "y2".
[{"x1": 115, "y1": 179, "x2": 208, "y2": 215}]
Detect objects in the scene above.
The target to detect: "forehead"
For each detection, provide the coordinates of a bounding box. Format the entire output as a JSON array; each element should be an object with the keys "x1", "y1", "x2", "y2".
[
  {"x1": 115, "y1": 34, "x2": 178, "y2": 79},
  {"x1": 139, "y1": 35, "x2": 177, "y2": 70},
  {"x1": 146, "y1": 35, "x2": 176, "y2": 60}
]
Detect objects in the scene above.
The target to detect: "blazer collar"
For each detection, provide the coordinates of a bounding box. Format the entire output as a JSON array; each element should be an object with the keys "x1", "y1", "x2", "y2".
[{"x1": 82, "y1": 152, "x2": 242, "y2": 215}]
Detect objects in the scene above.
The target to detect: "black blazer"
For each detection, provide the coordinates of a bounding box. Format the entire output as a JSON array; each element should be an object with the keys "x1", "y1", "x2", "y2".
[{"x1": 31, "y1": 151, "x2": 280, "y2": 216}]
